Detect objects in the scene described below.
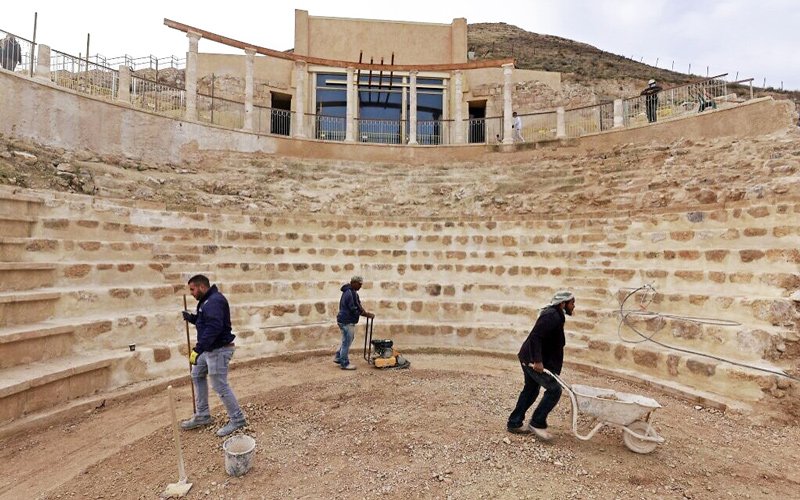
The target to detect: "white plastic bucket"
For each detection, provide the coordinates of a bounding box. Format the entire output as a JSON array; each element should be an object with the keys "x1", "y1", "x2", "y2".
[{"x1": 222, "y1": 434, "x2": 256, "y2": 477}]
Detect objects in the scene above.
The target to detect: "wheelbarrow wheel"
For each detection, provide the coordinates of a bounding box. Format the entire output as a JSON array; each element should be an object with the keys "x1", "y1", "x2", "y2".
[{"x1": 623, "y1": 420, "x2": 659, "y2": 454}]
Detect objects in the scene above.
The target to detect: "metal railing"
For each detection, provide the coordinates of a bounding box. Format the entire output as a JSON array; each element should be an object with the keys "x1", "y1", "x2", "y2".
[
  {"x1": 417, "y1": 119, "x2": 449, "y2": 145},
  {"x1": 130, "y1": 75, "x2": 185, "y2": 116},
  {"x1": 314, "y1": 115, "x2": 346, "y2": 141},
  {"x1": 197, "y1": 93, "x2": 245, "y2": 129},
  {"x1": 623, "y1": 74, "x2": 729, "y2": 127},
  {"x1": 356, "y1": 118, "x2": 405, "y2": 144},
  {"x1": 253, "y1": 106, "x2": 291, "y2": 136},
  {"x1": 519, "y1": 111, "x2": 559, "y2": 142},
  {"x1": 50, "y1": 49, "x2": 118, "y2": 100},
  {"x1": 0, "y1": 29, "x2": 35, "y2": 76},
  {"x1": 102, "y1": 54, "x2": 185, "y2": 71},
  {"x1": 563, "y1": 102, "x2": 614, "y2": 138}
]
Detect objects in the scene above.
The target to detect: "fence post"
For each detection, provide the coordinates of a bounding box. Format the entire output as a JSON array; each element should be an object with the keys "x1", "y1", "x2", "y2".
[
  {"x1": 34, "y1": 44, "x2": 51, "y2": 81},
  {"x1": 556, "y1": 107, "x2": 566, "y2": 138},
  {"x1": 293, "y1": 60, "x2": 307, "y2": 138},
  {"x1": 453, "y1": 70, "x2": 464, "y2": 144},
  {"x1": 117, "y1": 65, "x2": 131, "y2": 103},
  {"x1": 184, "y1": 31, "x2": 201, "y2": 121},
  {"x1": 409, "y1": 70, "x2": 418, "y2": 145},
  {"x1": 501, "y1": 63, "x2": 514, "y2": 145},
  {"x1": 244, "y1": 48, "x2": 255, "y2": 131},
  {"x1": 345, "y1": 66, "x2": 355, "y2": 142},
  {"x1": 613, "y1": 99, "x2": 623, "y2": 128}
]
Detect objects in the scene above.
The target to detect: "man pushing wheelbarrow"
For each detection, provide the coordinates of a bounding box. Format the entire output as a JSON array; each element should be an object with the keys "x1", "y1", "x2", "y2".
[
  {"x1": 507, "y1": 291, "x2": 575, "y2": 441},
  {"x1": 507, "y1": 290, "x2": 665, "y2": 453}
]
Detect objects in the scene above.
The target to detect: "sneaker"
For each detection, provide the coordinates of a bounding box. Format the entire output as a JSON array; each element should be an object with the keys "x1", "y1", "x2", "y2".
[
  {"x1": 333, "y1": 358, "x2": 341, "y2": 365},
  {"x1": 529, "y1": 425, "x2": 553, "y2": 441},
  {"x1": 216, "y1": 419, "x2": 247, "y2": 437},
  {"x1": 341, "y1": 363, "x2": 356, "y2": 370},
  {"x1": 180, "y1": 415, "x2": 212, "y2": 430},
  {"x1": 507, "y1": 424, "x2": 532, "y2": 434}
]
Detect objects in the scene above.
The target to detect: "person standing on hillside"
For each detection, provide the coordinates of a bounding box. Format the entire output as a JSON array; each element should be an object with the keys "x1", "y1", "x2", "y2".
[
  {"x1": 507, "y1": 291, "x2": 576, "y2": 441},
  {"x1": 0, "y1": 34, "x2": 22, "y2": 72},
  {"x1": 180, "y1": 274, "x2": 247, "y2": 437},
  {"x1": 334, "y1": 275, "x2": 374, "y2": 370},
  {"x1": 512, "y1": 111, "x2": 525, "y2": 142},
  {"x1": 641, "y1": 79, "x2": 663, "y2": 123}
]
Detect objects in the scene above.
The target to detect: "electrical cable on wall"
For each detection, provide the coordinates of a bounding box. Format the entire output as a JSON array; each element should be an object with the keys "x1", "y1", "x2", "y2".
[{"x1": 617, "y1": 284, "x2": 799, "y2": 382}]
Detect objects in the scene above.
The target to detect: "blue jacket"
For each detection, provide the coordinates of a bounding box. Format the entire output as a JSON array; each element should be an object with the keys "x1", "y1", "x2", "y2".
[
  {"x1": 336, "y1": 284, "x2": 363, "y2": 324},
  {"x1": 192, "y1": 285, "x2": 235, "y2": 354}
]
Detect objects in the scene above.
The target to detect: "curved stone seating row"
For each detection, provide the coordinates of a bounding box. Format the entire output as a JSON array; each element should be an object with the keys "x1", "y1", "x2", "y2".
[{"x1": 0, "y1": 187, "x2": 796, "y2": 425}]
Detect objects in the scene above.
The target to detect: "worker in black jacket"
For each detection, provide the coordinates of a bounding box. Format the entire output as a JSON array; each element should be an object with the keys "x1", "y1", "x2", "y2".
[{"x1": 507, "y1": 291, "x2": 575, "y2": 441}]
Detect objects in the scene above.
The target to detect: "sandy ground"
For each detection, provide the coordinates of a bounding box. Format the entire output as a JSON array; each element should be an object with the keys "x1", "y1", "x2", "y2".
[{"x1": 1, "y1": 353, "x2": 798, "y2": 500}]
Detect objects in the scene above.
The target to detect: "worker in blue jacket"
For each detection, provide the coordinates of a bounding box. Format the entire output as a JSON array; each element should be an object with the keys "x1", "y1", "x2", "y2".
[
  {"x1": 334, "y1": 275, "x2": 374, "y2": 370},
  {"x1": 180, "y1": 274, "x2": 247, "y2": 437},
  {"x1": 507, "y1": 291, "x2": 576, "y2": 441}
]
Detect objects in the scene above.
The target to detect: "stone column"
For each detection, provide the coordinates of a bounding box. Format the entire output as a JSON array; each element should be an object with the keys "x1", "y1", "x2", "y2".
[
  {"x1": 185, "y1": 31, "x2": 201, "y2": 121},
  {"x1": 453, "y1": 70, "x2": 464, "y2": 144},
  {"x1": 345, "y1": 67, "x2": 355, "y2": 142},
  {"x1": 244, "y1": 48, "x2": 256, "y2": 131},
  {"x1": 293, "y1": 60, "x2": 307, "y2": 138},
  {"x1": 556, "y1": 107, "x2": 566, "y2": 138},
  {"x1": 408, "y1": 70, "x2": 418, "y2": 145},
  {"x1": 502, "y1": 63, "x2": 514, "y2": 145},
  {"x1": 613, "y1": 99, "x2": 624, "y2": 128},
  {"x1": 118, "y1": 65, "x2": 131, "y2": 103},
  {"x1": 34, "y1": 44, "x2": 51, "y2": 81}
]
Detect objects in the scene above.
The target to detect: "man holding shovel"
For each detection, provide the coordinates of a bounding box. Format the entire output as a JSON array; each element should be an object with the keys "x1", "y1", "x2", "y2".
[{"x1": 180, "y1": 274, "x2": 247, "y2": 437}]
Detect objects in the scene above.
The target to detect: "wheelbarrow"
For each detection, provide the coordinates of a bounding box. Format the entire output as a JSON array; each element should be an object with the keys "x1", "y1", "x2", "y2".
[{"x1": 544, "y1": 369, "x2": 665, "y2": 454}]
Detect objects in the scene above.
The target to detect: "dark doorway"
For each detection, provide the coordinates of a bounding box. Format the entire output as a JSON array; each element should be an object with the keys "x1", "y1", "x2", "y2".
[
  {"x1": 271, "y1": 92, "x2": 292, "y2": 136},
  {"x1": 468, "y1": 100, "x2": 486, "y2": 143}
]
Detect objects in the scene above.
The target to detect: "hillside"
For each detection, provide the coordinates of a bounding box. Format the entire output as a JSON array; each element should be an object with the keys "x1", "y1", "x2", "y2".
[{"x1": 467, "y1": 22, "x2": 800, "y2": 108}]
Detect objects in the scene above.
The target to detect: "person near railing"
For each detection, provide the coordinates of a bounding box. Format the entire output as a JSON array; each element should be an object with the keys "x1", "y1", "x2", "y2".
[
  {"x1": 640, "y1": 79, "x2": 663, "y2": 123},
  {"x1": 0, "y1": 34, "x2": 22, "y2": 71},
  {"x1": 512, "y1": 111, "x2": 525, "y2": 142}
]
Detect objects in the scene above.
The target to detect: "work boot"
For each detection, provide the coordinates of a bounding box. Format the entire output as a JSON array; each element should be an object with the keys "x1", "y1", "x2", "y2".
[
  {"x1": 507, "y1": 424, "x2": 532, "y2": 434},
  {"x1": 180, "y1": 415, "x2": 212, "y2": 430},
  {"x1": 216, "y1": 419, "x2": 247, "y2": 437},
  {"x1": 529, "y1": 425, "x2": 553, "y2": 441}
]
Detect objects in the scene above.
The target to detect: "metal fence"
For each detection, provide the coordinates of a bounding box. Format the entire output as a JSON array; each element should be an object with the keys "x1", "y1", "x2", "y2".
[
  {"x1": 356, "y1": 118, "x2": 405, "y2": 144},
  {"x1": 50, "y1": 49, "x2": 118, "y2": 100},
  {"x1": 197, "y1": 93, "x2": 245, "y2": 129},
  {"x1": 0, "y1": 29, "x2": 35, "y2": 76},
  {"x1": 563, "y1": 102, "x2": 614, "y2": 138},
  {"x1": 130, "y1": 75, "x2": 185, "y2": 116},
  {"x1": 253, "y1": 106, "x2": 291, "y2": 136},
  {"x1": 102, "y1": 54, "x2": 185, "y2": 72},
  {"x1": 314, "y1": 115, "x2": 346, "y2": 141},
  {"x1": 519, "y1": 111, "x2": 559, "y2": 142},
  {"x1": 623, "y1": 74, "x2": 729, "y2": 127}
]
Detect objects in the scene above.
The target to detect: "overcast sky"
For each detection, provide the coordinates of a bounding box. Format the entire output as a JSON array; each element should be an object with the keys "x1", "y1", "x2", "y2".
[{"x1": 3, "y1": 0, "x2": 799, "y2": 90}]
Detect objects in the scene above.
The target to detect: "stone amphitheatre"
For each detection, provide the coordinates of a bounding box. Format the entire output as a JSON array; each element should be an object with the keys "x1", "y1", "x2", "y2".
[{"x1": 1, "y1": 10, "x2": 799, "y2": 500}]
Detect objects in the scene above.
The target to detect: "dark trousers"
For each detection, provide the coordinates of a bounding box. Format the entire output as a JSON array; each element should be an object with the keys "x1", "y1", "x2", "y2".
[
  {"x1": 507, "y1": 363, "x2": 562, "y2": 429},
  {"x1": 646, "y1": 100, "x2": 658, "y2": 123}
]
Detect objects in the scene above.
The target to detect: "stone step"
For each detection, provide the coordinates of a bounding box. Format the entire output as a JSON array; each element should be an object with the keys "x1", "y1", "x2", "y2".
[
  {"x1": 50, "y1": 262, "x2": 168, "y2": 287},
  {"x1": 0, "y1": 191, "x2": 44, "y2": 217},
  {"x1": 0, "y1": 238, "x2": 155, "y2": 262},
  {"x1": 0, "y1": 263, "x2": 57, "y2": 291},
  {"x1": 565, "y1": 336, "x2": 790, "y2": 407},
  {"x1": 0, "y1": 351, "x2": 127, "y2": 425},
  {"x1": 0, "y1": 285, "x2": 178, "y2": 324},
  {"x1": 0, "y1": 322, "x2": 75, "y2": 369},
  {"x1": 0, "y1": 291, "x2": 60, "y2": 328},
  {"x1": 34, "y1": 196, "x2": 800, "y2": 234},
  {"x1": 0, "y1": 216, "x2": 36, "y2": 238}
]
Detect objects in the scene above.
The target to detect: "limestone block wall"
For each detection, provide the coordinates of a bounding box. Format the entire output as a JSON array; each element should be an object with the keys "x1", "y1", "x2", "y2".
[{"x1": 1, "y1": 185, "x2": 797, "y2": 425}]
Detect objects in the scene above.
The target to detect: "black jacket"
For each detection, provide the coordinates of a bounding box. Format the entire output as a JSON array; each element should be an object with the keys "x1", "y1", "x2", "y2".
[{"x1": 517, "y1": 305, "x2": 566, "y2": 374}]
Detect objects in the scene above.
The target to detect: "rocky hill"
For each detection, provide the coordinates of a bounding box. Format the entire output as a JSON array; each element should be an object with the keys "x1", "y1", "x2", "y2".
[{"x1": 467, "y1": 22, "x2": 800, "y2": 109}]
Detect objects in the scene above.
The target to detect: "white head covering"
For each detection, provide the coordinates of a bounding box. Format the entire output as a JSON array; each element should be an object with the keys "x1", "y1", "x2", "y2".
[
  {"x1": 550, "y1": 290, "x2": 575, "y2": 306},
  {"x1": 648, "y1": 78, "x2": 656, "y2": 85}
]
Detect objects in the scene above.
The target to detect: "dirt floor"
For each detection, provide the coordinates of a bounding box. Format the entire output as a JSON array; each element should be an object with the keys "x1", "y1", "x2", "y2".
[{"x1": 1, "y1": 354, "x2": 798, "y2": 500}]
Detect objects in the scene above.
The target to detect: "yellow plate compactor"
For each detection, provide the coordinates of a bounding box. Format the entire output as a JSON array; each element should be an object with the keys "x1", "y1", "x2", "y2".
[{"x1": 362, "y1": 317, "x2": 410, "y2": 369}]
